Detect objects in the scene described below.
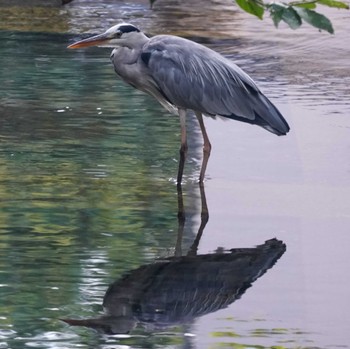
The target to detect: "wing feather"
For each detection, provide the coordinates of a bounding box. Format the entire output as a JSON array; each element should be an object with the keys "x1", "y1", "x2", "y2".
[{"x1": 141, "y1": 35, "x2": 289, "y2": 135}]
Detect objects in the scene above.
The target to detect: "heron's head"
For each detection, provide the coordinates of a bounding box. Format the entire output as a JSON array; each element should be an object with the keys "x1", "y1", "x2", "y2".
[{"x1": 68, "y1": 23, "x2": 146, "y2": 49}]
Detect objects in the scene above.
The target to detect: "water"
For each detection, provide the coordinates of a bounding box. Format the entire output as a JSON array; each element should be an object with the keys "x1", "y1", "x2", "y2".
[{"x1": 0, "y1": 1, "x2": 350, "y2": 348}]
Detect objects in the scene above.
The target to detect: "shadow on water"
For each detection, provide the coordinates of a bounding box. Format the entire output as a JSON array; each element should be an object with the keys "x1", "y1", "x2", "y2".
[{"x1": 61, "y1": 184, "x2": 286, "y2": 338}]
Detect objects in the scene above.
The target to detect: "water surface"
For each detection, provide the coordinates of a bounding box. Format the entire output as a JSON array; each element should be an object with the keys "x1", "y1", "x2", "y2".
[{"x1": 0, "y1": 2, "x2": 350, "y2": 348}]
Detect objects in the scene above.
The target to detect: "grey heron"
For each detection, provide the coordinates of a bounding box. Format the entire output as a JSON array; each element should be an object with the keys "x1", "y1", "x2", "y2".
[{"x1": 68, "y1": 23, "x2": 290, "y2": 184}]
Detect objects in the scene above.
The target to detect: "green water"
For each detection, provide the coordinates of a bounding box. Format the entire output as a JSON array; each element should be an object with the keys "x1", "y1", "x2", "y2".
[{"x1": 0, "y1": 30, "x2": 202, "y2": 348}]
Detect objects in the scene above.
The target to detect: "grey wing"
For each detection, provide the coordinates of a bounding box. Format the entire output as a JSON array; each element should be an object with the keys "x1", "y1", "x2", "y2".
[{"x1": 141, "y1": 36, "x2": 289, "y2": 135}]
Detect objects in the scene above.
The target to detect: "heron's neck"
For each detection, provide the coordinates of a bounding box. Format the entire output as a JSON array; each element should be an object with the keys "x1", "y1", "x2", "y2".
[
  {"x1": 110, "y1": 45, "x2": 140, "y2": 66},
  {"x1": 111, "y1": 34, "x2": 149, "y2": 64}
]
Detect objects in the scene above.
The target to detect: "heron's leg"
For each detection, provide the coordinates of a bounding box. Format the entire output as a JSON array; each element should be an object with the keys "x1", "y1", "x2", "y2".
[
  {"x1": 195, "y1": 111, "x2": 212, "y2": 183},
  {"x1": 177, "y1": 108, "x2": 187, "y2": 185}
]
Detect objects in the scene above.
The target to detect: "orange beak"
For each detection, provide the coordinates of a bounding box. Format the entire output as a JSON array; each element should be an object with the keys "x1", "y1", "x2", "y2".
[{"x1": 67, "y1": 33, "x2": 110, "y2": 49}]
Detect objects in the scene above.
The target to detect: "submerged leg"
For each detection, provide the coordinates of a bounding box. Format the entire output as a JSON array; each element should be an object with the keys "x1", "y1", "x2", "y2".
[
  {"x1": 177, "y1": 108, "x2": 187, "y2": 185},
  {"x1": 195, "y1": 111, "x2": 212, "y2": 183},
  {"x1": 175, "y1": 184, "x2": 185, "y2": 257},
  {"x1": 188, "y1": 182, "x2": 209, "y2": 256}
]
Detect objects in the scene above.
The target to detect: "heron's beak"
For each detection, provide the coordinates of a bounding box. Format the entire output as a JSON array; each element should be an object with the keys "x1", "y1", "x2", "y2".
[{"x1": 67, "y1": 33, "x2": 110, "y2": 49}]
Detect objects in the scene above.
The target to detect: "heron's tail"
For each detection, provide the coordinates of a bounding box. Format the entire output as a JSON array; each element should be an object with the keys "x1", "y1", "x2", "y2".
[
  {"x1": 251, "y1": 92, "x2": 290, "y2": 136},
  {"x1": 225, "y1": 92, "x2": 290, "y2": 136}
]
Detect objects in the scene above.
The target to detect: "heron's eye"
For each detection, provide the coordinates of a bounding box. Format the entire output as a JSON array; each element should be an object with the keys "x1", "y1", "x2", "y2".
[{"x1": 115, "y1": 31, "x2": 122, "y2": 38}]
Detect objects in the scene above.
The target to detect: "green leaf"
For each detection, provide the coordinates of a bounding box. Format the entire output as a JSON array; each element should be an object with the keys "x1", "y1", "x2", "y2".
[
  {"x1": 281, "y1": 6, "x2": 303, "y2": 29},
  {"x1": 318, "y1": 0, "x2": 349, "y2": 9},
  {"x1": 294, "y1": 7, "x2": 334, "y2": 33},
  {"x1": 235, "y1": 0, "x2": 265, "y2": 19},
  {"x1": 268, "y1": 4, "x2": 302, "y2": 29},
  {"x1": 269, "y1": 3, "x2": 285, "y2": 26},
  {"x1": 293, "y1": 2, "x2": 317, "y2": 9}
]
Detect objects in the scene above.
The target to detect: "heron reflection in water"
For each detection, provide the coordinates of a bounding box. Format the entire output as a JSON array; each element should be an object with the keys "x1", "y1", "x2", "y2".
[
  {"x1": 62, "y1": 185, "x2": 286, "y2": 335},
  {"x1": 68, "y1": 23, "x2": 290, "y2": 184}
]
